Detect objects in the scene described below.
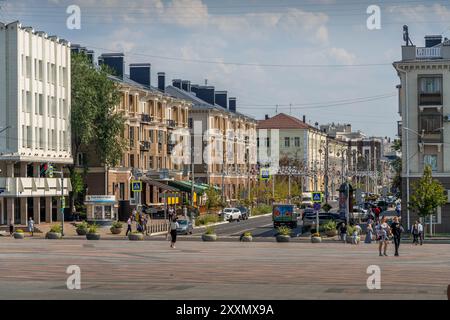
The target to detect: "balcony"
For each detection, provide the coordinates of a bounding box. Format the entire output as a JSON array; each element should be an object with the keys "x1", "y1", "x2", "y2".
[
  {"x1": 141, "y1": 114, "x2": 153, "y2": 123},
  {"x1": 140, "y1": 141, "x2": 151, "y2": 151},
  {"x1": 166, "y1": 119, "x2": 176, "y2": 128},
  {"x1": 419, "y1": 93, "x2": 442, "y2": 106},
  {"x1": 419, "y1": 114, "x2": 443, "y2": 143},
  {"x1": 416, "y1": 47, "x2": 441, "y2": 59}
]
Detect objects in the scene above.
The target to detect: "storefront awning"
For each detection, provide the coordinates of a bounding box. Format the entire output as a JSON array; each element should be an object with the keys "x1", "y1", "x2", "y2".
[
  {"x1": 167, "y1": 180, "x2": 209, "y2": 195},
  {"x1": 141, "y1": 177, "x2": 181, "y2": 192}
]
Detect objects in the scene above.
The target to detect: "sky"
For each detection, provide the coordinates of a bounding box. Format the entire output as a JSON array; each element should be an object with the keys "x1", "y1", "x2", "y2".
[{"x1": 2, "y1": 0, "x2": 450, "y2": 139}]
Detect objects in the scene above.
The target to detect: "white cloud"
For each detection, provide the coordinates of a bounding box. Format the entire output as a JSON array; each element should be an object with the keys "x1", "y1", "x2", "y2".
[{"x1": 328, "y1": 47, "x2": 356, "y2": 65}]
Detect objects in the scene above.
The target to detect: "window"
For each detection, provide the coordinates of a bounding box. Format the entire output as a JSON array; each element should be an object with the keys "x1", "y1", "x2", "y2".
[
  {"x1": 129, "y1": 127, "x2": 135, "y2": 147},
  {"x1": 38, "y1": 60, "x2": 43, "y2": 81},
  {"x1": 26, "y1": 92, "x2": 31, "y2": 113},
  {"x1": 266, "y1": 137, "x2": 270, "y2": 147},
  {"x1": 38, "y1": 94, "x2": 43, "y2": 115},
  {"x1": 26, "y1": 126, "x2": 32, "y2": 148},
  {"x1": 119, "y1": 183, "x2": 125, "y2": 200},
  {"x1": 284, "y1": 137, "x2": 290, "y2": 148},
  {"x1": 419, "y1": 76, "x2": 442, "y2": 105},
  {"x1": 188, "y1": 118, "x2": 193, "y2": 128},
  {"x1": 424, "y1": 154, "x2": 438, "y2": 171},
  {"x1": 77, "y1": 153, "x2": 85, "y2": 166},
  {"x1": 39, "y1": 128, "x2": 44, "y2": 149},
  {"x1": 129, "y1": 154, "x2": 135, "y2": 168},
  {"x1": 420, "y1": 114, "x2": 442, "y2": 134},
  {"x1": 295, "y1": 137, "x2": 300, "y2": 147}
]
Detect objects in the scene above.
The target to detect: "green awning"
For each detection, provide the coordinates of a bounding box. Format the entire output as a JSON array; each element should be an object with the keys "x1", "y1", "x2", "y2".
[
  {"x1": 168, "y1": 180, "x2": 208, "y2": 195},
  {"x1": 199, "y1": 183, "x2": 221, "y2": 192}
]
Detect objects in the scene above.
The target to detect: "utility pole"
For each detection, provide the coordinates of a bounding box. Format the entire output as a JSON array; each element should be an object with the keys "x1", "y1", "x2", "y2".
[
  {"x1": 324, "y1": 138, "x2": 329, "y2": 203},
  {"x1": 52, "y1": 168, "x2": 65, "y2": 236}
]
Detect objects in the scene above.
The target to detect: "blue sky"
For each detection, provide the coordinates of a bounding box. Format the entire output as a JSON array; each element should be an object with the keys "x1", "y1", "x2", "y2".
[{"x1": 2, "y1": 0, "x2": 450, "y2": 138}]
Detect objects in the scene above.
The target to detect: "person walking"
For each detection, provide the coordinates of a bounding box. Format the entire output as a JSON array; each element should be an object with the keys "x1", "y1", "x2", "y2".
[
  {"x1": 142, "y1": 214, "x2": 149, "y2": 236},
  {"x1": 169, "y1": 216, "x2": 179, "y2": 249},
  {"x1": 395, "y1": 203, "x2": 401, "y2": 217},
  {"x1": 376, "y1": 217, "x2": 391, "y2": 256},
  {"x1": 27, "y1": 217, "x2": 35, "y2": 237},
  {"x1": 365, "y1": 222, "x2": 373, "y2": 244},
  {"x1": 339, "y1": 223, "x2": 347, "y2": 243},
  {"x1": 391, "y1": 216, "x2": 403, "y2": 256},
  {"x1": 9, "y1": 218, "x2": 14, "y2": 236},
  {"x1": 126, "y1": 216, "x2": 132, "y2": 236},
  {"x1": 411, "y1": 221, "x2": 419, "y2": 245},
  {"x1": 418, "y1": 221, "x2": 424, "y2": 245}
]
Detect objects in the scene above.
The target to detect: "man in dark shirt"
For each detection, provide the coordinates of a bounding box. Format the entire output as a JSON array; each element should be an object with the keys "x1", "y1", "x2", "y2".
[
  {"x1": 391, "y1": 216, "x2": 403, "y2": 256},
  {"x1": 339, "y1": 223, "x2": 347, "y2": 243}
]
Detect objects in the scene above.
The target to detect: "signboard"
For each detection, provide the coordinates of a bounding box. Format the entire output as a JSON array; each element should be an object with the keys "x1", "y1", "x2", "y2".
[
  {"x1": 131, "y1": 181, "x2": 142, "y2": 192},
  {"x1": 0, "y1": 188, "x2": 5, "y2": 195},
  {"x1": 313, "y1": 203, "x2": 321, "y2": 211},
  {"x1": 260, "y1": 168, "x2": 270, "y2": 181},
  {"x1": 85, "y1": 195, "x2": 116, "y2": 203},
  {"x1": 312, "y1": 192, "x2": 322, "y2": 203}
]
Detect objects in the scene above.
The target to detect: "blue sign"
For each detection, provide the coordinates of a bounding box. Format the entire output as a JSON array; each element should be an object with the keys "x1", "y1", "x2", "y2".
[
  {"x1": 312, "y1": 192, "x2": 322, "y2": 203},
  {"x1": 313, "y1": 203, "x2": 321, "y2": 211},
  {"x1": 260, "y1": 168, "x2": 270, "y2": 181},
  {"x1": 131, "y1": 181, "x2": 142, "y2": 192},
  {"x1": 0, "y1": 188, "x2": 5, "y2": 195}
]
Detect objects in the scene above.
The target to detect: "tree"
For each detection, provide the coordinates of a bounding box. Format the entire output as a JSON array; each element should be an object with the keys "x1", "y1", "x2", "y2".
[
  {"x1": 205, "y1": 186, "x2": 222, "y2": 210},
  {"x1": 69, "y1": 53, "x2": 126, "y2": 212},
  {"x1": 409, "y1": 165, "x2": 447, "y2": 235}
]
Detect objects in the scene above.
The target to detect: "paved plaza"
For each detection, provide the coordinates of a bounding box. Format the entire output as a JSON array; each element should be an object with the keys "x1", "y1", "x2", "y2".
[{"x1": 0, "y1": 238, "x2": 449, "y2": 300}]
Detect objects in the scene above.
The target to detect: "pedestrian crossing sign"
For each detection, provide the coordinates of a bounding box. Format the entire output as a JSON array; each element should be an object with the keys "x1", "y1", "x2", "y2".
[
  {"x1": 312, "y1": 192, "x2": 322, "y2": 203},
  {"x1": 131, "y1": 181, "x2": 142, "y2": 192}
]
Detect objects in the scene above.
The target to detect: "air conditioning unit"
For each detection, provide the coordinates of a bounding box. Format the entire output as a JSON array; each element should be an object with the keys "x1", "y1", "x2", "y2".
[{"x1": 444, "y1": 115, "x2": 450, "y2": 122}]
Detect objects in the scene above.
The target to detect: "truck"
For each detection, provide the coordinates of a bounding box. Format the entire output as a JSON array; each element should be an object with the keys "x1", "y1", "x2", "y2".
[
  {"x1": 272, "y1": 204, "x2": 298, "y2": 228},
  {"x1": 301, "y1": 192, "x2": 313, "y2": 207}
]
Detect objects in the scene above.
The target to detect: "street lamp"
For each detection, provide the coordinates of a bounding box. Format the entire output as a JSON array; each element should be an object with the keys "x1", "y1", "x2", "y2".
[{"x1": 52, "y1": 168, "x2": 65, "y2": 237}]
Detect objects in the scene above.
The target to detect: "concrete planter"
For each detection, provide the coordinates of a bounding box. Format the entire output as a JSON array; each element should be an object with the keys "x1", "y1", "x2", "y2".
[
  {"x1": 241, "y1": 235, "x2": 253, "y2": 242},
  {"x1": 325, "y1": 230, "x2": 337, "y2": 237},
  {"x1": 13, "y1": 232, "x2": 25, "y2": 239},
  {"x1": 311, "y1": 236, "x2": 322, "y2": 243},
  {"x1": 276, "y1": 235, "x2": 291, "y2": 243},
  {"x1": 76, "y1": 228, "x2": 87, "y2": 236},
  {"x1": 128, "y1": 233, "x2": 144, "y2": 241},
  {"x1": 86, "y1": 233, "x2": 101, "y2": 240},
  {"x1": 202, "y1": 234, "x2": 217, "y2": 242},
  {"x1": 110, "y1": 227, "x2": 123, "y2": 235},
  {"x1": 347, "y1": 236, "x2": 360, "y2": 244},
  {"x1": 47, "y1": 232, "x2": 62, "y2": 239}
]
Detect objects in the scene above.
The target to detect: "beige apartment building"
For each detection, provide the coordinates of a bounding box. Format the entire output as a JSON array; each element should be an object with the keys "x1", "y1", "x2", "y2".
[
  {"x1": 166, "y1": 81, "x2": 258, "y2": 202},
  {"x1": 77, "y1": 53, "x2": 191, "y2": 218},
  {"x1": 393, "y1": 33, "x2": 450, "y2": 232}
]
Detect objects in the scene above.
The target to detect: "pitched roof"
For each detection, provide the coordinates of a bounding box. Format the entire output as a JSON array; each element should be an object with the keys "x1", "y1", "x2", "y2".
[{"x1": 257, "y1": 113, "x2": 312, "y2": 130}]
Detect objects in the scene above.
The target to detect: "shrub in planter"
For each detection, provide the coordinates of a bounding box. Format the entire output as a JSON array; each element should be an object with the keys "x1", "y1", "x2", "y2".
[
  {"x1": 14, "y1": 229, "x2": 25, "y2": 239},
  {"x1": 128, "y1": 231, "x2": 144, "y2": 241},
  {"x1": 276, "y1": 226, "x2": 291, "y2": 242},
  {"x1": 202, "y1": 226, "x2": 217, "y2": 241},
  {"x1": 110, "y1": 221, "x2": 123, "y2": 235},
  {"x1": 46, "y1": 224, "x2": 62, "y2": 239},
  {"x1": 324, "y1": 220, "x2": 337, "y2": 237},
  {"x1": 75, "y1": 221, "x2": 88, "y2": 236},
  {"x1": 86, "y1": 224, "x2": 100, "y2": 240},
  {"x1": 240, "y1": 231, "x2": 253, "y2": 242}
]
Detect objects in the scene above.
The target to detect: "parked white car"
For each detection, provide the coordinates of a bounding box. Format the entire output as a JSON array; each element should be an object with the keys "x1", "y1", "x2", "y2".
[{"x1": 223, "y1": 208, "x2": 242, "y2": 222}]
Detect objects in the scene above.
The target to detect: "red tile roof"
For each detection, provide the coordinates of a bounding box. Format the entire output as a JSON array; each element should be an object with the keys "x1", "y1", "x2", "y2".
[{"x1": 257, "y1": 113, "x2": 313, "y2": 129}]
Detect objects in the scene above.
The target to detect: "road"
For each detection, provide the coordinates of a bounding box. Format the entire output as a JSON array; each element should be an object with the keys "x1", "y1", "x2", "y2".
[
  {"x1": 0, "y1": 238, "x2": 448, "y2": 300},
  {"x1": 191, "y1": 215, "x2": 303, "y2": 238}
]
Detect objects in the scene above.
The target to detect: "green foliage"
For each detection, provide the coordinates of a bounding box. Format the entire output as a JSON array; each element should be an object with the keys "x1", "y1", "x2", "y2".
[
  {"x1": 15, "y1": 229, "x2": 24, "y2": 233},
  {"x1": 204, "y1": 226, "x2": 216, "y2": 235},
  {"x1": 71, "y1": 53, "x2": 126, "y2": 168},
  {"x1": 49, "y1": 224, "x2": 62, "y2": 233},
  {"x1": 323, "y1": 220, "x2": 337, "y2": 231},
  {"x1": 88, "y1": 223, "x2": 99, "y2": 234},
  {"x1": 70, "y1": 170, "x2": 84, "y2": 195},
  {"x1": 205, "y1": 186, "x2": 222, "y2": 210},
  {"x1": 252, "y1": 204, "x2": 272, "y2": 216},
  {"x1": 111, "y1": 221, "x2": 123, "y2": 229},
  {"x1": 409, "y1": 165, "x2": 447, "y2": 218},
  {"x1": 243, "y1": 231, "x2": 252, "y2": 237},
  {"x1": 195, "y1": 214, "x2": 220, "y2": 226},
  {"x1": 347, "y1": 225, "x2": 356, "y2": 236},
  {"x1": 277, "y1": 226, "x2": 291, "y2": 236},
  {"x1": 76, "y1": 221, "x2": 88, "y2": 231}
]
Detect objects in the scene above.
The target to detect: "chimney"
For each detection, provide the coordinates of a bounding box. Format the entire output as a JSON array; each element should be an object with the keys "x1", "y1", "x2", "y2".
[
  {"x1": 229, "y1": 97, "x2": 236, "y2": 112},
  {"x1": 98, "y1": 53, "x2": 125, "y2": 78},
  {"x1": 302, "y1": 115, "x2": 306, "y2": 123},
  {"x1": 129, "y1": 63, "x2": 151, "y2": 87},
  {"x1": 195, "y1": 86, "x2": 215, "y2": 105},
  {"x1": 425, "y1": 35, "x2": 442, "y2": 48},
  {"x1": 265, "y1": 114, "x2": 269, "y2": 120},
  {"x1": 158, "y1": 72, "x2": 165, "y2": 92},
  {"x1": 215, "y1": 91, "x2": 228, "y2": 109},
  {"x1": 182, "y1": 80, "x2": 191, "y2": 92},
  {"x1": 172, "y1": 79, "x2": 182, "y2": 89}
]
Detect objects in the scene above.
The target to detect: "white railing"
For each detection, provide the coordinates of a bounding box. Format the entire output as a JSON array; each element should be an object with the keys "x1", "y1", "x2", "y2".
[{"x1": 416, "y1": 47, "x2": 441, "y2": 59}]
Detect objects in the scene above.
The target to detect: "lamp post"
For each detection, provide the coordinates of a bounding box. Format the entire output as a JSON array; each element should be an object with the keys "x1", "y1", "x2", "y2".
[{"x1": 52, "y1": 169, "x2": 65, "y2": 237}]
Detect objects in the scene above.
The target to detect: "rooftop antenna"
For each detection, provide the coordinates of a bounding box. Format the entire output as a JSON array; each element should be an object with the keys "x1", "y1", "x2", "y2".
[
  {"x1": 289, "y1": 103, "x2": 292, "y2": 115},
  {"x1": 275, "y1": 104, "x2": 278, "y2": 114},
  {"x1": 403, "y1": 25, "x2": 414, "y2": 46}
]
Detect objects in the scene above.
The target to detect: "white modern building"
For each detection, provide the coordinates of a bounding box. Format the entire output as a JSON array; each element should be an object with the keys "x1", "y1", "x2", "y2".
[{"x1": 0, "y1": 21, "x2": 72, "y2": 225}]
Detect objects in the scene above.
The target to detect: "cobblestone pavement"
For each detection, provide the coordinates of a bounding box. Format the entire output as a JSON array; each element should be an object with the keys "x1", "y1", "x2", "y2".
[{"x1": 0, "y1": 238, "x2": 449, "y2": 300}]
